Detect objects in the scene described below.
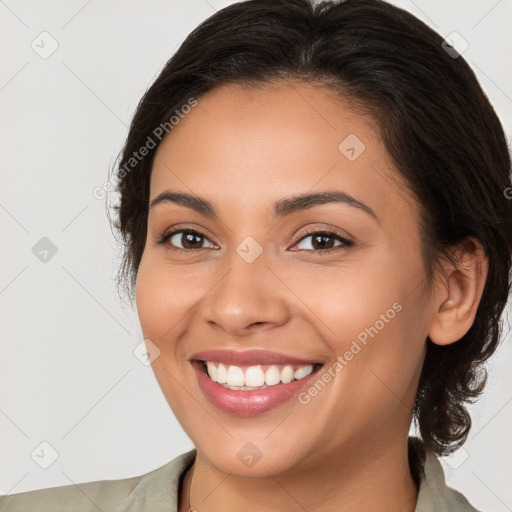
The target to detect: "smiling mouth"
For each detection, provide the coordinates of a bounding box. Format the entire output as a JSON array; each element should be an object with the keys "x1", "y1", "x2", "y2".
[{"x1": 197, "y1": 360, "x2": 323, "y2": 391}]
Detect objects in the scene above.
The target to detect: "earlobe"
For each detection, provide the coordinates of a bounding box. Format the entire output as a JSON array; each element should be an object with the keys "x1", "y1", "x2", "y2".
[{"x1": 428, "y1": 238, "x2": 488, "y2": 346}]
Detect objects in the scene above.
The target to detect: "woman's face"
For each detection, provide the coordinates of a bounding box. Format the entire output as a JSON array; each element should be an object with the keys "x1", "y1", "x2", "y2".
[{"x1": 136, "y1": 81, "x2": 435, "y2": 477}]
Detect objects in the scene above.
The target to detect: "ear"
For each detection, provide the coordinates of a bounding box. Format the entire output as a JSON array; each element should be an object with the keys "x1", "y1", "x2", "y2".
[{"x1": 428, "y1": 238, "x2": 488, "y2": 346}]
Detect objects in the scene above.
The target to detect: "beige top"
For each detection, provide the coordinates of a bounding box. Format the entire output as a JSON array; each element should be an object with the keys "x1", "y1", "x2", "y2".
[{"x1": 0, "y1": 439, "x2": 480, "y2": 511}]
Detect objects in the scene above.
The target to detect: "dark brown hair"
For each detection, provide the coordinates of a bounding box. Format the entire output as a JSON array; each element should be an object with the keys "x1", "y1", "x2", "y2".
[{"x1": 110, "y1": 0, "x2": 512, "y2": 454}]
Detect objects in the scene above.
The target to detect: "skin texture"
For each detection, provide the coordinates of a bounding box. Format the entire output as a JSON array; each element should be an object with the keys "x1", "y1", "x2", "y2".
[{"x1": 135, "y1": 81, "x2": 488, "y2": 512}]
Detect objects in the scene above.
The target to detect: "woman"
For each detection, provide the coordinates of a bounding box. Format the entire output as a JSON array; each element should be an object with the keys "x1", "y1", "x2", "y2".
[{"x1": 1, "y1": 0, "x2": 510, "y2": 510}]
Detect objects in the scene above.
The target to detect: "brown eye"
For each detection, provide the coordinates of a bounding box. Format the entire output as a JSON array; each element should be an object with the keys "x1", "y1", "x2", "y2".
[
  {"x1": 158, "y1": 229, "x2": 216, "y2": 250},
  {"x1": 311, "y1": 233, "x2": 336, "y2": 250},
  {"x1": 293, "y1": 230, "x2": 353, "y2": 252},
  {"x1": 174, "y1": 231, "x2": 205, "y2": 249}
]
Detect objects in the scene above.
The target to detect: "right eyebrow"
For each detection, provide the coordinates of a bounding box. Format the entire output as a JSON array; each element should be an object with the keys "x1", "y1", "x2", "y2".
[{"x1": 149, "y1": 191, "x2": 217, "y2": 217}]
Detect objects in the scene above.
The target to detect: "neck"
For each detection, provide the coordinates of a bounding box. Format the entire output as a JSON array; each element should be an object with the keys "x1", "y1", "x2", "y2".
[{"x1": 179, "y1": 435, "x2": 418, "y2": 512}]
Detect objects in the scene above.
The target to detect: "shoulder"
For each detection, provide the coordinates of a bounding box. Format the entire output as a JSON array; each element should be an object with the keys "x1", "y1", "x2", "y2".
[
  {"x1": 0, "y1": 450, "x2": 196, "y2": 512},
  {"x1": 0, "y1": 476, "x2": 141, "y2": 512},
  {"x1": 410, "y1": 438, "x2": 481, "y2": 512}
]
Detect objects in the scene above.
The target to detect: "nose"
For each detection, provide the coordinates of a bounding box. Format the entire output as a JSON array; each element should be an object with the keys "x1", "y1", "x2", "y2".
[{"x1": 202, "y1": 251, "x2": 290, "y2": 337}]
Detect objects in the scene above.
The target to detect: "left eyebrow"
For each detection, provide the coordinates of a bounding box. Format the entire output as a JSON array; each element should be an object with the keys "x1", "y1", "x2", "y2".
[
  {"x1": 272, "y1": 191, "x2": 377, "y2": 221},
  {"x1": 149, "y1": 190, "x2": 377, "y2": 221}
]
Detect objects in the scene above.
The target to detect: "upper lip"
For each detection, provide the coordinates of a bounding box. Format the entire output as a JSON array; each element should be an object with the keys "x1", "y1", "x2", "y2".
[{"x1": 190, "y1": 349, "x2": 321, "y2": 366}]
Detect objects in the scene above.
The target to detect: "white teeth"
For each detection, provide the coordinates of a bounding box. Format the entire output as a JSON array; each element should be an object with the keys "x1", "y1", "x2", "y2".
[
  {"x1": 204, "y1": 361, "x2": 317, "y2": 389},
  {"x1": 233, "y1": 384, "x2": 270, "y2": 391},
  {"x1": 226, "y1": 365, "x2": 245, "y2": 386},
  {"x1": 265, "y1": 365, "x2": 281, "y2": 386},
  {"x1": 206, "y1": 362, "x2": 217, "y2": 382},
  {"x1": 245, "y1": 366, "x2": 265, "y2": 387},
  {"x1": 294, "y1": 364, "x2": 313, "y2": 380},
  {"x1": 280, "y1": 365, "x2": 294, "y2": 384},
  {"x1": 216, "y1": 363, "x2": 228, "y2": 383}
]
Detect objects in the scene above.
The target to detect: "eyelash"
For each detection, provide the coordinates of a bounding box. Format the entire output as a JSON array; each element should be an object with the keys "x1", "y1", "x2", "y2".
[{"x1": 155, "y1": 227, "x2": 354, "y2": 255}]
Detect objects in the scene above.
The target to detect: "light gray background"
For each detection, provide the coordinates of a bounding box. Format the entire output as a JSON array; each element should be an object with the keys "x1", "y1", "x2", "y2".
[{"x1": 1, "y1": 0, "x2": 511, "y2": 510}]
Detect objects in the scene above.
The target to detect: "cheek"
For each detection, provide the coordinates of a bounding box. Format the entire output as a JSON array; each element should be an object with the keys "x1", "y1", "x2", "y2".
[
  {"x1": 283, "y1": 250, "x2": 413, "y2": 346},
  {"x1": 135, "y1": 252, "x2": 200, "y2": 414},
  {"x1": 288, "y1": 249, "x2": 429, "y2": 416},
  {"x1": 135, "y1": 251, "x2": 196, "y2": 349}
]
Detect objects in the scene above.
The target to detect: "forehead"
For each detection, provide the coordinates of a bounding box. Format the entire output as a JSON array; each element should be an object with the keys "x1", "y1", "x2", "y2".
[{"x1": 150, "y1": 80, "x2": 413, "y2": 219}]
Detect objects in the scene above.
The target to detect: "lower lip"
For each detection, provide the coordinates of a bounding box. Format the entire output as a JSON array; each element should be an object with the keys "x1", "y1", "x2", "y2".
[{"x1": 191, "y1": 361, "x2": 321, "y2": 416}]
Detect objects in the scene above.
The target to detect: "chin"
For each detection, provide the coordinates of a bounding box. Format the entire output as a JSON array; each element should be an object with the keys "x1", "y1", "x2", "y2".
[{"x1": 202, "y1": 443, "x2": 303, "y2": 479}]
